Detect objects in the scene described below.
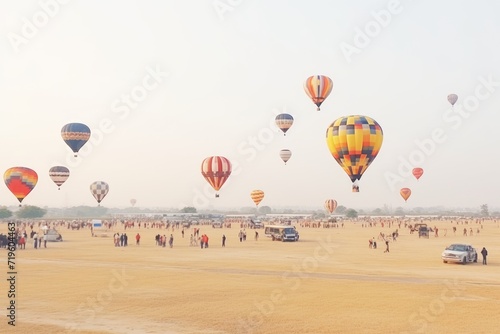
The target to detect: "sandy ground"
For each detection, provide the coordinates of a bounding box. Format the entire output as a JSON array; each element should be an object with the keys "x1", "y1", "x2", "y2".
[{"x1": 1, "y1": 219, "x2": 499, "y2": 334}]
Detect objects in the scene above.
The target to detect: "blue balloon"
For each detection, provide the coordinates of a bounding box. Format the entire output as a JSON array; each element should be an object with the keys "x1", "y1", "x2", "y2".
[{"x1": 61, "y1": 123, "x2": 91, "y2": 157}]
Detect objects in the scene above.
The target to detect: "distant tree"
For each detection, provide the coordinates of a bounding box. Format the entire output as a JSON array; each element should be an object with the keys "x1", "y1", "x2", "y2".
[
  {"x1": 259, "y1": 206, "x2": 272, "y2": 214},
  {"x1": 480, "y1": 204, "x2": 489, "y2": 217},
  {"x1": 394, "y1": 207, "x2": 405, "y2": 216},
  {"x1": 0, "y1": 207, "x2": 13, "y2": 219},
  {"x1": 345, "y1": 209, "x2": 358, "y2": 218},
  {"x1": 372, "y1": 208, "x2": 382, "y2": 215},
  {"x1": 240, "y1": 207, "x2": 257, "y2": 214},
  {"x1": 16, "y1": 206, "x2": 47, "y2": 218},
  {"x1": 180, "y1": 206, "x2": 197, "y2": 213},
  {"x1": 336, "y1": 205, "x2": 347, "y2": 214}
]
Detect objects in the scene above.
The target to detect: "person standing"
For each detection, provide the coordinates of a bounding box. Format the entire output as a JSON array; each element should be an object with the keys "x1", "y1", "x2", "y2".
[
  {"x1": 222, "y1": 234, "x2": 226, "y2": 247},
  {"x1": 481, "y1": 247, "x2": 488, "y2": 265},
  {"x1": 136, "y1": 233, "x2": 141, "y2": 245},
  {"x1": 33, "y1": 232, "x2": 38, "y2": 249},
  {"x1": 43, "y1": 233, "x2": 48, "y2": 248},
  {"x1": 169, "y1": 234, "x2": 174, "y2": 248}
]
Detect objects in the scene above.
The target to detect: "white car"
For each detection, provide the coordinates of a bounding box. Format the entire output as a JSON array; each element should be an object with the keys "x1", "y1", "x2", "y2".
[{"x1": 442, "y1": 244, "x2": 477, "y2": 264}]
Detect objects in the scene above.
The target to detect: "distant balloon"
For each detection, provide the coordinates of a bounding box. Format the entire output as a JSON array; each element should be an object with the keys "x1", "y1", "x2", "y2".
[
  {"x1": 400, "y1": 188, "x2": 411, "y2": 202},
  {"x1": 275, "y1": 114, "x2": 294, "y2": 136},
  {"x1": 90, "y1": 181, "x2": 109, "y2": 206},
  {"x1": 326, "y1": 115, "x2": 384, "y2": 192},
  {"x1": 201, "y1": 156, "x2": 232, "y2": 197},
  {"x1": 304, "y1": 75, "x2": 333, "y2": 111},
  {"x1": 4, "y1": 167, "x2": 38, "y2": 206},
  {"x1": 61, "y1": 123, "x2": 91, "y2": 157},
  {"x1": 250, "y1": 190, "x2": 265, "y2": 206},
  {"x1": 324, "y1": 199, "x2": 337, "y2": 214},
  {"x1": 49, "y1": 166, "x2": 70, "y2": 190},
  {"x1": 447, "y1": 94, "x2": 458, "y2": 106},
  {"x1": 279, "y1": 149, "x2": 292, "y2": 164},
  {"x1": 130, "y1": 198, "x2": 137, "y2": 207},
  {"x1": 412, "y1": 168, "x2": 424, "y2": 181}
]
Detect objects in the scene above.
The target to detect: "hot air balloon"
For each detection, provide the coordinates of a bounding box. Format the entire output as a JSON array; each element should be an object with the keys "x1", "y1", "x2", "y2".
[
  {"x1": 201, "y1": 156, "x2": 232, "y2": 197},
  {"x1": 324, "y1": 199, "x2": 337, "y2": 214},
  {"x1": 49, "y1": 166, "x2": 70, "y2": 190},
  {"x1": 4, "y1": 167, "x2": 38, "y2": 206},
  {"x1": 61, "y1": 123, "x2": 91, "y2": 157},
  {"x1": 275, "y1": 114, "x2": 294, "y2": 136},
  {"x1": 400, "y1": 188, "x2": 411, "y2": 202},
  {"x1": 279, "y1": 149, "x2": 292, "y2": 164},
  {"x1": 412, "y1": 167, "x2": 424, "y2": 181},
  {"x1": 130, "y1": 198, "x2": 137, "y2": 207},
  {"x1": 304, "y1": 75, "x2": 333, "y2": 111},
  {"x1": 447, "y1": 94, "x2": 458, "y2": 106},
  {"x1": 250, "y1": 190, "x2": 264, "y2": 206},
  {"x1": 90, "y1": 181, "x2": 109, "y2": 206},
  {"x1": 326, "y1": 115, "x2": 383, "y2": 192}
]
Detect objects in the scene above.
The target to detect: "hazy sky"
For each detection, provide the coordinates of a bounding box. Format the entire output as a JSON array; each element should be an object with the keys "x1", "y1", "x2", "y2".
[{"x1": 1, "y1": 0, "x2": 500, "y2": 210}]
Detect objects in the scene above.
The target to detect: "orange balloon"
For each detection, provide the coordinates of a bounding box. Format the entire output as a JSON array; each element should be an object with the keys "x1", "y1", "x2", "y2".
[
  {"x1": 400, "y1": 188, "x2": 411, "y2": 202},
  {"x1": 250, "y1": 190, "x2": 264, "y2": 206},
  {"x1": 412, "y1": 168, "x2": 424, "y2": 180}
]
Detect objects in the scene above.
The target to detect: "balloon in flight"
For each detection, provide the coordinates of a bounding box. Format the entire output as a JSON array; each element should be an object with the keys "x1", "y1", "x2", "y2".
[
  {"x1": 4, "y1": 167, "x2": 38, "y2": 206},
  {"x1": 49, "y1": 166, "x2": 70, "y2": 190},
  {"x1": 61, "y1": 123, "x2": 91, "y2": 157},
  {"x1": 400, "y1": 188, "x2": 411, "y2": 202},
  {"x1": 250, "y1": 190, "x2": 265, "y2": 206},
  {"x1": 130, "y1": 198, "x2": 137, "y2": 207},
  {"x1": 279, "y1": 149, "x2": 292, "y2": 164},
  {"x1": 275, "y1": 114, "x2": 294, "y2": 136},
  {"x1": 447, "y1": 94, "x2": 458, "y2": 106},
  {"x1": 412, "y1": 168, "x2": 424, "y2": 181},
  {"x1": 324, "y1": 199, "x2": 337, "y2": 214},
  {"x1": 325, "y1": 115, "x2": 383, "y2": 192},
  {"x1": 90, "y1": 181, "x2": 109, "y2": 206},
  {"x1": 304, "y1": 75, "x2": 333, "y2": 111},
  {"x1": 201, "y1": 156, "x2": 232, "y2": 197}
]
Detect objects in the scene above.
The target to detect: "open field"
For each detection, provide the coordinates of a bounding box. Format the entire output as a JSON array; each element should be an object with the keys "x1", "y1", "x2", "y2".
[{"x1": 1, "y1": 219, "x2": 499, "y2": 334}]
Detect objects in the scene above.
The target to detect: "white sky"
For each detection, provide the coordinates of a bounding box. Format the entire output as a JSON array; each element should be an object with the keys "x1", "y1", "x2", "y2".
[{"x1": 1, "y1": 0, "x2": 500, "y2": 210}]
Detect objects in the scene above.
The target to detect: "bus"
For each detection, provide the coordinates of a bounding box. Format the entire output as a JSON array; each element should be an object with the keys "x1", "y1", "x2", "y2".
[{"x1": 264, "y1": 225, "x2": 299, "y2": 242}]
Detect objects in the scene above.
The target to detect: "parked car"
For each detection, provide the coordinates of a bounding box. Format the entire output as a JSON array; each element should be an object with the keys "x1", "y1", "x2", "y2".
[
  {"x1": 44, "y1": 229, "x2": 63, "y2": 242},
  {"x1": 442, "y1": 244, "x2": 477, "y2": 264}
]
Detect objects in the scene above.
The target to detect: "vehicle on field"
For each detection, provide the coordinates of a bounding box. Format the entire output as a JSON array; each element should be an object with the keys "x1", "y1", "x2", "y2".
[
  {"x1": 442, "y1": 244, "x2": 477, "y2": 264},
  {"x1": 249, "y1": 218, "x2": 263, "y2": 228},
  {"x1": 264, "y1": 225, "x2": 299, "y2": 242},
  {"x1": 44, "y1": 229, "x2": 63, "y2": 242},
  {"x1": 418, "y1": 224, "x2": 429, "y2": 238}
]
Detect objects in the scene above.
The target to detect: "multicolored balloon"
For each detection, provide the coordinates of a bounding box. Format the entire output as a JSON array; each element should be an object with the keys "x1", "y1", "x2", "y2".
[
  {"x1": 90, "y1": 181, "x2": 109, "y2": 205},
  {"x1": 400, "y1": 188, "x2": 411, "y2": 202},
  {"x1": 61, "y1": 123, "x2": 91, "y2": 157},
  {"x1": 250, "y1": 190, "x2": 265, "y2": 206},
  {"x1": 4, "y1": 167, "x2": 38, "y2": 206},
  {"x1": 325, "y1": 115, "x2": 383, "y2": 192},
  {"x1": 275, "y1": 114, "x2": 294, "y2": 136},
  {"x1": 412, "y1": 168, "x2": 424, "y2": 181},
  {"x1": 49, "y1": 166, "x2": 70, "y2": 190},
  {"x1": 201, "y1": 156, "x2": 232, "y2": 197},
  {"x1": 279, "y1": 149, "x2": 292, "y2": 165},
  {"x1": 447, "y1": 94, "x2": 458, "y2": 106},
  {"x1": 324, "y1": 199, "x2": 337, "y2": 214},
  {"x1": 304, "y1": 75, "x2": 333, "y2": 111}
]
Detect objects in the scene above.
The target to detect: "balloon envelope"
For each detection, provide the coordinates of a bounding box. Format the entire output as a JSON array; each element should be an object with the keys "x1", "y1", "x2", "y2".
[
  {"x1": 304, "y1": 75, "x2": 333, "y2": 111},
  {"x1": 49, "y1": 166, "x2": 70, "y2": 189},
  {"x1": 130, "y1": 198, "x2": 137, "y2": 206},
  {"x1": 400, "y1": 188, "x2": 411, "y2": 202},
  {"x1": 4, "y1": 167, "x2": 38, "y2": 205},
  {"x1": 61, "y1": 123, "x2": 91, "y2": 157},
  {"x1": 279, "y1": 149, "x2": 292, "y2": 164},
  {"x1": 201, "y1": 156, "x2": 232, "y2": 194},
  {"x1": 325, "y1": 115, "x2": 383, "y2": 192},
  {"x1": 275, "y1": 114, "x2": 294, "y2": 135},
  {"x1": 412, "y1": 167, "x2": 424, "y2": 180},
  {"x1": 324, "y1": 199, "x2": 337, "y2": 214},
  {"x1": 447, "y1": 94, "x2": 458, "y2": 106},
  {"x1": 250, "y1": 190, "x2": 265, "y2": 206},
  {"x1": 90, "y1": 181, "x2": 109, "y2": 204}
]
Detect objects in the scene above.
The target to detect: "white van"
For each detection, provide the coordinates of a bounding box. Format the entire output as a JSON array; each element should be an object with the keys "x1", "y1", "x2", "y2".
[{"x1": 264, "y1": 225, "x2": 299, "y2": 242}]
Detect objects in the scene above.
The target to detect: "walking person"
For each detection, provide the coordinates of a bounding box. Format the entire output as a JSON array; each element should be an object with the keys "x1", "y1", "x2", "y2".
[
  {"x1": 481, "y1": 247, "x2": 488, "y2": 265},
  {"x1": 169, "y1": 234, "x2": 174, "y2": 248},
  {"x1": 222, "y1": 234, "x2": 226, "y2": 247},
  {"x1": 136, "y1": 233, "x2": 141, "y2": 245},
  {"x1": 384, "y1": 240, "x2": 390, "y2": 253}
]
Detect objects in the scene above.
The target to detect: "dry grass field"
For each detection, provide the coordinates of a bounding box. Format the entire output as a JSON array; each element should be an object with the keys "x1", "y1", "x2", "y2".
[{"x1": 1, "y1": 219, "x2": 499, "y2": 334}]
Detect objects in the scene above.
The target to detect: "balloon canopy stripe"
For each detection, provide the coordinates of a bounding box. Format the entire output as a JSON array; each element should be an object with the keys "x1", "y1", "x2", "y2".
[{"x1": 201, "y1": 156, "x2": 231, "y2": 192}]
